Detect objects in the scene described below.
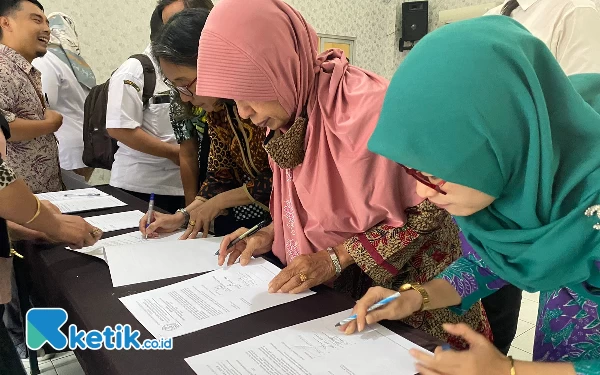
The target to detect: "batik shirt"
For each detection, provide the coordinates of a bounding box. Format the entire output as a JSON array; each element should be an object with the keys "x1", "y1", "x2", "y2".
[{"x1": 0, "y1": 44, "x2": 62, "y2": 193}]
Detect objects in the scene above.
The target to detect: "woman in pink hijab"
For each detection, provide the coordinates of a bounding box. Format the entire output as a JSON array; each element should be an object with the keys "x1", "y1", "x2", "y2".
[{"x1": 206, "y1": 0, "x2": 490, "y2": 346}]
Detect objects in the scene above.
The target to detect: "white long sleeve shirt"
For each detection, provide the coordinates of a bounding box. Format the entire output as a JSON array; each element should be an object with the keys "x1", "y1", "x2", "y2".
[{"x1": 486, "y1": 0, "x2": 600, "y2": 75}]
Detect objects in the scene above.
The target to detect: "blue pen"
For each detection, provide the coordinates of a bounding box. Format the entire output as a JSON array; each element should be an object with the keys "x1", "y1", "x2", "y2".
[
  {"x1": 145, "y1": 193, "x2": 155, "y2": 239},
  {"x1": 335, "y1": 292, "x2": 401, "y2": 327},
  {"x1": 441, "y1": 344, "x2": 452, "y2": 351}
]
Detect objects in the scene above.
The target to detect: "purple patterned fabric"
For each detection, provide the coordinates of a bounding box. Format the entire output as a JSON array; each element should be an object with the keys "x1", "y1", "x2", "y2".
[{"x1": 439, "y1": 231, "x2": 600, "y2": 372}]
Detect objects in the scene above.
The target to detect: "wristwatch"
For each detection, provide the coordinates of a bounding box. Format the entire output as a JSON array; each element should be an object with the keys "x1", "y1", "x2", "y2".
[
  {"x1": 399, "y1": 283, "x2": 430, "y2": 312},
  {"x1": 326, "y1": 247, "x2": 342, "y2": 276},
  {"x1": 176, "y1": 208, "x2": 190, "y2": 228}
]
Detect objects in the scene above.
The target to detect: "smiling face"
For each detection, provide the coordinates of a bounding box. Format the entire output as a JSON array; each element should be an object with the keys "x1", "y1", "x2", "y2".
[
  {"x1": 159, "y1": 58, "x2": 218, "y2": 111},
  {"x1": 412, "y1": 171, "x2": 496, "y2": 216},
  {"x1": 234, "y1": 100, "x2": 291, "y2": 130},
  {"x1": 0, "y1": 1, "x2": 50, "y2": 62}
]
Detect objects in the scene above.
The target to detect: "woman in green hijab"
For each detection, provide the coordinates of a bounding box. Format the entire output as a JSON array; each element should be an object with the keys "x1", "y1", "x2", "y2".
[{"x1": 342, "y1": 16, "x2": 600, "y2": 375}]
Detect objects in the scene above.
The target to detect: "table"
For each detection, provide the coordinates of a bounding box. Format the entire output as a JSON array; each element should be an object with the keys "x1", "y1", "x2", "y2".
[{"x1": 20, "y1": 185, "x2": 442, "y2": 375}]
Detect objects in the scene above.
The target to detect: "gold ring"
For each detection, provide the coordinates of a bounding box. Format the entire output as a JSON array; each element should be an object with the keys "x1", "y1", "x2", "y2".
[
  {"x1": 91, "y1": 228, "x2": 101, "y2": 236},
  {"x1": 299, "y1": 273, "x2": 308, "y2": 283},
  {"x1": 188, "y1": 220, "x2": 196, "y2": 228}
]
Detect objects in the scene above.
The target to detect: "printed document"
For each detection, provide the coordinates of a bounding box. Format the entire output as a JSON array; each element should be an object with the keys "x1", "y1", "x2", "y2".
[
  {"x1": 185, "y1": 310, "x2": 427, "y2": 375},
  {"x1": 120, "y1": 259, "x2": 314, "y2": 338}
]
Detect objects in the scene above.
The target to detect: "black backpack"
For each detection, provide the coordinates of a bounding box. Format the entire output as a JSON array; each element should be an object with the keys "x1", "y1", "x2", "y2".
[{"x1": 82, "y1": 54, "x2": 156, "y2": 170}]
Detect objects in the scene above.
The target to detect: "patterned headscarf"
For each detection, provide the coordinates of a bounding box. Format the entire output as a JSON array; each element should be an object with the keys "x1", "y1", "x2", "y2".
[{"x1": 47, "y1": 12, "x2": 96, "y2": 89}]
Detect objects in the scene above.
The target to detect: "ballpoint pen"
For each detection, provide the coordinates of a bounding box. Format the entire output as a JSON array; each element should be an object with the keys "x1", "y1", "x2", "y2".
[
  {"x1": 145, "y1": 193, "x2": 155, "y2": 239},
  {"x1": 62, "y1": 193, "x2": 102, "y2": 197},
  {"x1": 215, "y1": 217, "x2": 272, "y2": 255},
  {"x1": 334, "y1": 292, "x2": 401, "y2": 327}
]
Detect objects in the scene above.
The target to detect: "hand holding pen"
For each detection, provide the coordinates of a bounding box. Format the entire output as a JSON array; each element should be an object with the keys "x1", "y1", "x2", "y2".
[
  {"x1": 340, "y1": 286, "x2": 422, "y2": 335},
  {"x1": 217, "y1": 218, "x2": 274, "y2": 266}
]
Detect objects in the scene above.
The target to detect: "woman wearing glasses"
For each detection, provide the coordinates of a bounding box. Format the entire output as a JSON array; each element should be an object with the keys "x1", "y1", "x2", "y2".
[
  {"x1": 140, "y1": 8, "x2": 272, "y2": 238},
  {"x1": 199, "y1": 0, "x2": 492, "y2": 348},
  {"x1": 347, "y1": 17, "x2": 600, "y2": 374}
]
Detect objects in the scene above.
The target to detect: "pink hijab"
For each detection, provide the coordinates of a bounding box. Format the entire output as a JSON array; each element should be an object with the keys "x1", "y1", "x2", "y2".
[{"x1": 197, "y1": 0, "x2": 423, "y2": 264}]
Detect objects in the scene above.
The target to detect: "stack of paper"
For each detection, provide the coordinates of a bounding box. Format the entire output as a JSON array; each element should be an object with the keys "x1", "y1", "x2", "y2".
[
  {"x1": 36, "y1": 188, "x2": 126, "y2": 213},
  {"x1": 119, "y1": 259, "x2": 315, "y2": 337},
  {"x1": 67, "y1": 231, "x2": 188, "y2": 261},
  {"x1": 185, "y1": 310, "x2": 428, "y2": 375},
  {"x1": 85, "y1": 210, "x2": 145, "y2": 233},
  {"x1": 105, "y1": 236, "x2": 222, "y2": 287}
]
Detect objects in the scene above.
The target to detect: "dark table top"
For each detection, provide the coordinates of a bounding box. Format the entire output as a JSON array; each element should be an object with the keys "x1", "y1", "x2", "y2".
[{"x1": 20, "y1": 185, "x2": 442, "y2": 375}]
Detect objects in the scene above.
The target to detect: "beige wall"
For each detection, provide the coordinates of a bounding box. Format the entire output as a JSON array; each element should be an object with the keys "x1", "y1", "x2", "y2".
[
  {"x1": 43, "y1": 0, "x2": 596, "y2": 81},
  {"x1": 41, "y1": 0, "x2": 156, "y2": 83}
]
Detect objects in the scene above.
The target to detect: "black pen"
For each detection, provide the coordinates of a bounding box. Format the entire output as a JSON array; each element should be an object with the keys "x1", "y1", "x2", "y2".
[{"x1": 215, "y1": 218, "x2": 272, "y2": 255}]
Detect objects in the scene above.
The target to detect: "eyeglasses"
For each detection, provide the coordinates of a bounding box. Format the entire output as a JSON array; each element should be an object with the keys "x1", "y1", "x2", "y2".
[
  {"x1": 402, "y1": 166, "x2": 447, "y2": 195},
  {"x1": 163, "y1": 77, "x2": 197, "y2": 97}
]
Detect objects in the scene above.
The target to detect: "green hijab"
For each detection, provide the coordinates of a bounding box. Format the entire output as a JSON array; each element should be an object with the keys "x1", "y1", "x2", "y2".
[{"x1": 369, "y1": 16, "x2": 600, "y2": 296}]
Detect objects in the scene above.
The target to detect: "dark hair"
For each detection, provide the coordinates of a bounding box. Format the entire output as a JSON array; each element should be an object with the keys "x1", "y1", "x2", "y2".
[
  {"x1": 0, "y1": 0, "x2": 45, "y2": 39},
  {"x1": 150, "y1": 0, "x2": 213, "y2": 41},
  {"x1": 151, "y1": 8, "x2": 209, "y2": 67}
]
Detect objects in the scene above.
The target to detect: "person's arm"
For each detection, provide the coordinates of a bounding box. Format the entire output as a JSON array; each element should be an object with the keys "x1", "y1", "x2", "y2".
[
  {"x1": 338, "y1": 200, "x2": 458, "y2": 285},
  {"x1": 0, "y1": 92, "x2": 61, "y2": 142},
  {"x1": 107, "y1": 127, "x2": 179, "y2": 163},
  {"x1": 180, "y1": 139, "x2": 200, "y2": 206},
  {"x1": 105, "y1": 60, "x2": 179, "y2": 164},
  {"x1": 170, "y1": 96, "x2": 203, "y2": 206},
  {"x1": 555, "y1": 6, "x2": 600, "y2": 75}
]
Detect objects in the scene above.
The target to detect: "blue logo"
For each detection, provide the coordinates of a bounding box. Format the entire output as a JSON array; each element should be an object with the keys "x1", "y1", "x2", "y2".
[{"x1": 26, "y1": 308, "x2": 172, "y2": 351}]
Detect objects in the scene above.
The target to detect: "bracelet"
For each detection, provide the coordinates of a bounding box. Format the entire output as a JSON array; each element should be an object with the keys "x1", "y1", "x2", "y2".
[
  {"x1": 25, "y1": 197, "x2": 42, "y2": 224},
  {"x1": 176, "y1": 208, "x2": 190, "y2": 228},
  {"x1": 399, "y1": 283, "x2": 430, "y2": 312},
  {"x1": 326, "y1": 247, "x2": 342, "y2": 276},
  {"x1": 194, "y1": 196, "x2": 207, "y2": 202},
  {"x1": 508, "y1": 356, "x2": 516, "y2": 375}
]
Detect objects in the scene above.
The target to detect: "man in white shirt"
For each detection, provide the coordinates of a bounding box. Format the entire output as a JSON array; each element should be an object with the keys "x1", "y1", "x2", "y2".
[
  {"x1": 486, "y1": 0, "x2": 600, "y2": 75},
  {"x1": 106, "y1": 43, "x2": 184, "y2": 213}
]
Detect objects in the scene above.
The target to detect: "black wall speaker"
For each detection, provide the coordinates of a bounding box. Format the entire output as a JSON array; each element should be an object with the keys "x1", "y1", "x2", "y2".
[{"x1": 399, "y1": 1, "x2": 429, "y2": 52}]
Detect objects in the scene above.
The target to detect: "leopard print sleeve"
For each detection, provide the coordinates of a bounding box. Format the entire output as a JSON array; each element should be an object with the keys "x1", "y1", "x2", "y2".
[{"x1": 0, "y1": 159, "x2": 17, "y2": 191}]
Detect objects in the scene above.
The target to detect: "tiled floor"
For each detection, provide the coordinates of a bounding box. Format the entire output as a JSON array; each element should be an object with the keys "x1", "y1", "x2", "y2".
[
  {"x1": 23, "y1": 352, "x2": 84, "y2": 375},
  {"x1": 22, "y1": 292, "x2": 540, "y2": 374},
  {"x1": 508, "y1": 291, "x2": 540, "y2": 361}
]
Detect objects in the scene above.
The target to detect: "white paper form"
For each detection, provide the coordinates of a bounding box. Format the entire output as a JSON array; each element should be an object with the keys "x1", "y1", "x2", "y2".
[
  {"x1": 36, "y1": 188, "x2": 126, "y2": 213},
  {"x1": 119, "y1": 259, "x2": 315, "y2": 338},
  {"x1": 185, "y1": 310, "x2": 428, "y2": 375},
  {"x1": 66, "y1": 231, "x2": 196, "y2": 261},
  {"x1": 105, "y1": 236, "x2": 222, "y2": 287},
  {"x1": 85, "y1": 210, "x2": 145, "y2": 232}
]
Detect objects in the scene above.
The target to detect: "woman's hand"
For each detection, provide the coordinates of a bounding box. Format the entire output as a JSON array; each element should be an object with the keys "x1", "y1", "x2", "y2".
[
  {"x1": 141, "y1": 211, "x2": 185, "y2": 238},
  {"x1": 46, "y1": 215, "x2": 102, "y2": 249},
  {"x1": 267, "y1": 251, "x2": 336, "y2": 294},
  {"x1": 410, "y1": 323, "x2": 512, "y2": 375},
  {"x1": 41, "y1": 200, "x2": 61, "y2": 214},
  {"x1": 180, "y1": 197, "x2": 224, "y2": 239},
  {"x1": 341, "y1": 286, "x2": 423, "y2": 334},
  {"x1": 218, "y1": 225, "x2": 274, "y2": 266}
]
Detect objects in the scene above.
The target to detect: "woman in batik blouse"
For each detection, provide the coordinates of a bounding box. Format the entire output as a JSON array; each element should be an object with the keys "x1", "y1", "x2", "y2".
[{"x1": 140, "y1": 8, "x2": 272, "y2": 238}]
